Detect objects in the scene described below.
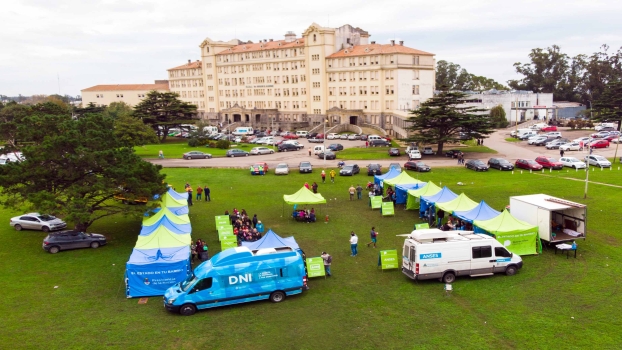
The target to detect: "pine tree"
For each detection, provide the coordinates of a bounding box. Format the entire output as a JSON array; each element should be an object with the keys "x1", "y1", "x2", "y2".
[{"x1": 133, "y1": 91, "x2": 197, "y2": 142}]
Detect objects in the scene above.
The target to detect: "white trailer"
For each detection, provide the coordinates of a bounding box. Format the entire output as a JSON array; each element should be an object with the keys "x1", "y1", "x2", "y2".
[
  {"x1": 401, "y1": 229, "x2": 523, "y2": 283},
  {"x1": 509, "y1": 194, "x2": 586, "y2": 243}
]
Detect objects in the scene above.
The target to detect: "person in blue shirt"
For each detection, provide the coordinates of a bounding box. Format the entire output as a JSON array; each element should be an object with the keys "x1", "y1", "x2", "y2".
[{"x1": 256, "y1": 221, "x2": 264, "y2": 234}]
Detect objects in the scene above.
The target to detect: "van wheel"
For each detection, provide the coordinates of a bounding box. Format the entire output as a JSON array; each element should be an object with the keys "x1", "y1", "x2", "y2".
[
  {"x1": 442, "y1": 272, "x2": 456, "y2": 283},
  {"x1": 505, "y1": 265, "x2": 518, "y2": 276},
  {"x1": 179, "y1": 304, "x2": 197, "y2": 316},
  {"x1": 269, "y1": 291, "x2": 285, "y2": 303},
  {"x1": 90, "y1": 242, "x2": 100, "y2": 249}
]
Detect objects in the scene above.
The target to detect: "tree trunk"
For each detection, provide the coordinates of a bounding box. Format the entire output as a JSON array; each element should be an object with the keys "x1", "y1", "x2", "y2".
[
  {"x1": 75, "y1": 222, "x2": 90, "y2": 231},
  {"x1": 437, "y1": 142, "x2": 445, "y2": 155}
]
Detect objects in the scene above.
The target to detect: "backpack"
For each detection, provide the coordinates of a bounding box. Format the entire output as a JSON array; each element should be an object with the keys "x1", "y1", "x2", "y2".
[{"x1": 326, "y1": 255, "x2": 332, "y2": 264}]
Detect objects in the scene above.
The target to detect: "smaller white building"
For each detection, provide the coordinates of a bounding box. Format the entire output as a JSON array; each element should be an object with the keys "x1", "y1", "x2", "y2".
[{"x1": 464, "y1": 90, "x2": 554, "y2": 124}]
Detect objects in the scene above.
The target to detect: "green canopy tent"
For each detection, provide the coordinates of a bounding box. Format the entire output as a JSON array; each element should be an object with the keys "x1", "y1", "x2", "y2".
[
  {"x1": 134, "y1": 225, "x2": 192, "y2": 250},
  {"x1": 474, "y1": 209, "x2": 541, "y2": 255},
  {"x1": 434, "y1": 193, "x2": 479, "y2": 215},
  {"x1": 383, "y1": 172, "x2": 423, "y2": 187},
  {"x1": 283, "y1": 186, "x2": 327, "y2": 217},
  {"x1": 406, "y1": 181, "x2": 442, "y2": 210}
]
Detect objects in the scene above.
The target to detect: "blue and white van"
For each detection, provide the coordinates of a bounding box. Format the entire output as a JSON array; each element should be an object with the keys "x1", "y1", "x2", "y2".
[
  {"x1": 164, "y1": 246, "x2": 308, "y2": 315},
  {"x1": 233, "y1": 127, "x2": 254, "y2": 136}
]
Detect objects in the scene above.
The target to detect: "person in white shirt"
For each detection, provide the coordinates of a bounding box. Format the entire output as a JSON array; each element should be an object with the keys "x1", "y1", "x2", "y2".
[{"x1": 349, "y1": 232, "x2": 358, "y2": 257}]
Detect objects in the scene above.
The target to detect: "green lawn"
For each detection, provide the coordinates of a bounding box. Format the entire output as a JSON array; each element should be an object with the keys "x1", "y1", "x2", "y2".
[
  {"x1": 505, "y1": 137, "x2": 521, "y2": 143},
  {"x1": 459, "y1": 139, "x2": 498, "y2": 153},
  {"x1": 135, "y1": 140, "x2": 258, "y2": 159},
  {"x1": 2, "y1": 167, "x2": 622, "y2": 348}
]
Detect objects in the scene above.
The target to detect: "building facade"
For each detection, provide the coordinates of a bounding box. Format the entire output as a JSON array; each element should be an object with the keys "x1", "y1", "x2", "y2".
[
  {"x1": 463, "y1": 91, "x2": 555, "y2": 124},
  {"x1": 166, "y1": 23, "x2": 436, "y2": 136},
  {"x1": 81, "y1": 81, "x2": 169, "y2": 107}
]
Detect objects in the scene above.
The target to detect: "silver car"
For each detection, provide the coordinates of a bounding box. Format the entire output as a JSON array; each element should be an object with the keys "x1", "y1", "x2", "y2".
[
  {"x1": 10, "y1": 213, "x2": 67, "y2": 232},
  {"x1": 275, "y1": 163, "x2": 290, "y2": 175},
  {"x1": 250, "y1": 147, "x2": 274, "y2": 155}
]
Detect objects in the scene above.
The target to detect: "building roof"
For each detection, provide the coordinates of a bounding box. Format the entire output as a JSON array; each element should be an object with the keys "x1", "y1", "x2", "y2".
[
  {"x1": 168, "y1": 60, "x2": 202, "y2": 71},
  {"x1": 216, "y1": 38, "x2": 305, "y2": 55},
  {"x1": 81, "y1": 84, "x2": 169, "y2": 92},
  {"x1": 327, "y1": 43, "x2": 433, "y2": 58}
]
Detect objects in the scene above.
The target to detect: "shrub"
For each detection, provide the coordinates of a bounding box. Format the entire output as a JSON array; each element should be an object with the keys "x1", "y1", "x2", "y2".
[
  {"x1": 188, "y1": 138, "x2": 199, "y2": 147},
  {"x1": 216, "y1": 140, "x2": 231, "y2": 149},
  {"x1": 567, "y1": 120, "x2": 576, "y2": 130}
]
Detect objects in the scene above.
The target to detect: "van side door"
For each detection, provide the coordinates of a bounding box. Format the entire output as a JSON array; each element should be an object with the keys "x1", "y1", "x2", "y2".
[
  {"x1": 470, "y1": 246, "x2": 494, "y2": 275},
  {"x1": 492, "y1": 247, "x2": 513, "y2": 273}
]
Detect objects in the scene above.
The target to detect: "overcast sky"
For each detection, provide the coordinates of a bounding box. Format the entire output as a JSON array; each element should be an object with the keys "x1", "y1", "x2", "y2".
[{"x1": 2, "y1": 0, "x2": 621, "y2": 96}]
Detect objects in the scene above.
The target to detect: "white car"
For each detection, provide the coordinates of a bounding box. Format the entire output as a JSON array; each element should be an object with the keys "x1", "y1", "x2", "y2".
[
  {"x1": 423, "y1": 147, "x2": 434, "y2": 155},
  {"x1": 559, "y1": 157, "x2": 586, "y2": 169},
  {"x1": 408, "y1": 150, "x2": 422, "y2": 160},
  {"x1": 611, "y1": 137, "x2": 622, "y2": 144},
  {"x1": 283, "y1": 140, "x2": 303, "y2": 147},
  {"x1": 531, "y1": 123, "x2": 548, "y2": 130},
  {"x1": 584, "y1": 155, "x2": 612, "y2": 168},
  {"x1": 250, "y1": 147, "x2": 274, "y2": 155},
  {"x1": 545, "y1": 132, "x2": 562, "y2": 139},
  {"x1": 528, "y1": 136, "x2": 547, "y2": 145},
  {"x1": 573, "y1": 137, "x2": 591, "y2": 143},
  {"x1": 274, "y1": 163, "x2": 289, "y2": 175},
  {"x1": 559, "y1": 142, "x2": 582, "y2": 151},
  {"x1": 326, "y1": 133, "x2": 340, "y2": 140}
]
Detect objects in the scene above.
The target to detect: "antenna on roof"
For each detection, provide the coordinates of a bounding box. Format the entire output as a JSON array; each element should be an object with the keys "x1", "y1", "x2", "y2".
[{"x1": 57, "y1": 73, "x2": 60, "y2": 94}]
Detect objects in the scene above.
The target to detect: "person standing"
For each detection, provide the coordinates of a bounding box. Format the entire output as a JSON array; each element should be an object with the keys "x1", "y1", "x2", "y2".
[
  {"x1": 256, "y1": 221, "x2": 264, "y2": 234},
  {"x1": 349, "y1": 232, "x2": 358, "y2": 257},
  {"x1": 304, "y1": 182, "x2": 310, "y2": 190},
  {"x1": 437, "y1": 208, "x2": 445, "y2": 228},
  {"x1": 365, "y1": 141, "x2": 369, "y2": 148},
  {"x1": 186, "y1": 185, "x2": 193, "y2": 206},
  {"x1": 348, "y1": 185, "x2": 355, "y2": 200},
  {"x1": 196, "y1": 186, "x2": 203, "y2": 201},
  {"x1": 321, "y1": 170, "x2": 326, "y2": 183},
  {"x1": 356, "y1": 184, "x2": 363, "y2": 200},
  {"x1": 321, "y1": 252, "x2": 332, "y2": 276},
  {"x1": 158, "y1": 150, "x2": 164, "y2": 159},
  {"x1": 560, "y1": 149, "x2": 565, "y2": 158},
  {"x1": 366, "y1": 227, "x2": 378, "y2": 248},
  {"x1": 312, "y1": 182, "x2": 318, "y2": 194},
  {"x1": 308, "y1": 147, "x2": 312, "y2": 156},
  {"x1": 252, "y1": 214, "x2": 258, "y2": 228},
  {"x1": 330, "y1": 169, "x2": 336, "y2": 183},
  {"x1": 204, "y1": 185, "x2": 210, "y2": 201}
]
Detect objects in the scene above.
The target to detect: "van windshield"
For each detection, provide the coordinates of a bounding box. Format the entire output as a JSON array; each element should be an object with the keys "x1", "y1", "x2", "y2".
[{"x1": 180, "y1": 273, "x2": 197, "y2": 292}]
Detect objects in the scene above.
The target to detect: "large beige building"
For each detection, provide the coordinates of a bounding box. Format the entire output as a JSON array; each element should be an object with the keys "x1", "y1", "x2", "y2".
[
  {"x1": 81, "y1": 81, "x2": 169, "y2": 107},
  {"x1": 167, "y1": 23, "x2": 436, "y2": 136}
]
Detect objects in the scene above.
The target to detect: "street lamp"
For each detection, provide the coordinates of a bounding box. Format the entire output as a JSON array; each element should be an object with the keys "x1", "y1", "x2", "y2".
[{"x1": 323, "y1": 117, "x2": 329, "y2": 164}]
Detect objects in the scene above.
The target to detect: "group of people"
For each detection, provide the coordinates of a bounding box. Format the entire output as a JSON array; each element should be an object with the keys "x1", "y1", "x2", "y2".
[
  {"x1": 320, "y1": 170, "x2": 336, "y2": 183},
  {"x1": 184, "y1": 183, "x2": 211, "y2": 206},
  {"x1": 383, "y1": 186, "x2": 397, "y2": 204},
  {"x1": 421, "y1": 207, "x2": 474, "y2": 231},
  {"x1": 293, "y1": 207, "x2": 317, "y2": 223},
  {"x1": 191, "y1": 239, "x2": 209, "y2": 262},
  {"x1": 304, "y1": 182, "x2": 319, "y2": 194},
  {"x1": 225, "y1": 208, "x2": 265, "y2": 242}
]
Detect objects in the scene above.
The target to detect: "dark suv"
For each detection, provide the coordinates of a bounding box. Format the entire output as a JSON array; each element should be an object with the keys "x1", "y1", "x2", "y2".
[
  {"x1": 43, "y1": 230, "x2": 107, "y2": 254},
  {"x1": 367, "y1": 163, "x2": 382, "y2": 175},
  {"x1": 278, "y1": 143, "x2": 302, "y2": 152},
  {"x1": 370, "y1": 140, "x2": 391, "y2": 147}
]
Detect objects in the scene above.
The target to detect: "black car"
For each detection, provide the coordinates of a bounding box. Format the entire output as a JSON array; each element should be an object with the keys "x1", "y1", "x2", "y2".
[
  {"x1": 307, "y1": 132, "x2": 318, "y2": 139},
  {"x1": 226, "y1": 149, "x2": 249, "y2": 157},
  {"x1": 360, "y1": 134, "x2": 368, "y2": 141},
  {"x1": 278, "y1": 143, "x2": 302, "y2": 152},
  {"x1": 465, "y1": 159, "x2": 489, "y2": 171},
  {"x1": 42, "y1": 230, "x2": 107, "y2": 254},
  {"x1": 318, "y1": 151, "x2": 337, "y2": 160},
  {"x1": 299, "y1": 161, "x2": 313, "y2": 173},
  {"x1": 445, "y1": 150, "x2": 464, "y2": 158},
  {"x1": 488, "y1": 158, "x2": 514, "y2": 171},
  {"x1": 339, "y1": 164, "x2": 360, "y2": 176},
  {"x1": 535, "y1": 137, "x2": 557, "y2": 146},
  {"x1": 370, "y1": 140, "x2": 391, "y2": 147},
  {"x1": 367, "y1": 163, "x2": 382, "y2": 176},
  {"x1": 388, "y1": 148, "x2": 400, "y2": 156},
  {"x1": 328, "y1": 143, "x2": 344, "y2": 151},
  {"x1": 404, "y1": 161, "x2": 430, "y2": 172}
]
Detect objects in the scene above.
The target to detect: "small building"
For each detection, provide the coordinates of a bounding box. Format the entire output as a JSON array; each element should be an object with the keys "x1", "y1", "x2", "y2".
[
  {"x1": 81, "y1": 81, "x2": 170, "y2": 107},
  {"x1": 463, "y1": 90, "x2": 555, "y2": 124},
  {"x1": 552, "y1": 101, "x2": 586, "y2": 119}
]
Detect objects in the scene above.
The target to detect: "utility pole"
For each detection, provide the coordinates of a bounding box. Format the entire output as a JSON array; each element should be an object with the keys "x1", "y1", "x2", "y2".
[{"x1": 584, "y1": 165, "x2": 589, "y2": 199}]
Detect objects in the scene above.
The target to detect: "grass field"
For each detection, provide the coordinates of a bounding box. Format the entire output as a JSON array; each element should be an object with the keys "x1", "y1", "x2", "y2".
[
  {"x1": 134, "y1": 140, "x2": 258, "y2": 159},
  {"x1": 505, "y1": 137, "x2": 521, "y2": 142},
  {"x1": 2, "y1": 166, "x2": 622, "y2": 349}
]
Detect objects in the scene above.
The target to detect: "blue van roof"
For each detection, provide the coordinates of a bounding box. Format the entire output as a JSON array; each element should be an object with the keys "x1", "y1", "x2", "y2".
[{"x1": 211, "y1": 247, "x2": 253, "y2": 266}]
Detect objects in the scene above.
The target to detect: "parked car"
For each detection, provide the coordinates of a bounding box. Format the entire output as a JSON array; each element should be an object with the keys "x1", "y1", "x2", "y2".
[
  {"x1": 590, "y1": 131, "x2": 611, "y2": 138},
  {"x1": 279, "y1": 131, "x2": 291, "y2": 137},
  {"x1": 589, "y1": 140, "x2": 610, "y2": 149},
  {"x1": 559, "y1": 142, "x2": 583, "y2": 151},
  {"x1": 369, "y1": 140, "x2": 391, "y2": 147},
  {"x1": 339, "y1": 164, "x2": 360, "y2": 176},
  {"x1": 348, "y1": 134, "x2": 360, "y2": 140},
  {"x1": 422, "y1": 147, "x2": 434, "y2": 155},
  {"x1": 299, "y1": 161, "x2": 313, "y2": 173},
  {"x1": 584, "y1": 155, "x2": 611, "y2": 167},
  {"x1": 487, "y1": 158, "x2": 514, "y2": 171},
  {"x1": 408, "y1": 150, "x2": 422, "y2": 160},
  {"x1": 339, "y1": 134, "x2": 349, "y2": 140},
  {"x1": 367, "y1": 163, "x2": 382, "y2": 176},
  {"x1": 326, "y1": 133, "x2": 340, "y2": 140},
  {"x1": 541, "y1": 125, "x2": 558, "y2": 132},
  {"x1": 10, "y1": 213, "x2": 67, "y2": 232},
  {"x1": 611, "y1": 137, "x2": 622, "y2": 144},
  {"x1": 283, "y1": 134, "x2": 299, "y2": 140},
  {"x1": 250, "y1": 147, "x2": 274, "y2": 155},
  {"x1": 528, "y1": 136, "x2": 548, "y2": 145},
  {"x1": 535, "y1": 156, "x2": 563, "y2": 170},
  {"x1": 544, "y1": 131, "x2": 562, "y2": 139},
  {"x1": 605, "y1": 134, "x2": 620, "y2": 142},
  {"x1": 545, "y1": 140, "x2": 568, "y2": 150},
  {"x1": 388, "y1": 148, "x2": 401, "y2": 156},
  {"x1": 445, "y1": 150, "x2": 464, "y2": 158},
  {"x1": 278, "y1": 143, "x2": 302, "y2": 152},
  {"x1": 388, "y1": 163, "x2": 402, "y2": 172},
  {"x1": 250, "y1": 162, "x2": 269, "y2": 175},
  {"x1": 465, "y1": 159, "x2": 489, "y2": 171},
  {"x1": 559, "y1": 157, "x2": 586, "y2": 169},
  {"x1": 317, "y1": 151, "x2": 337, "y2": 160},
  {"x1": 307, "y1": 132, "x2": 318, "y2": 139},
  {"x1": 274, "y1": 163, "x2": 289, "y2": 175},
  {"x1": 515, "y1": 159, "x2": 543, "y2": 170},
  {"x1": 183, "y1": 151, "x2": 212, "y2": 160},
  {"x1": 226, "y1": 149, "x2": 249, "y2": 157},
  {"x1": 404, "y1": 161, "x2": 430, "y2": 172},
  {"x1": 43, "y1": 230, "x2": 107, "y2": 254},
  {"x1": 535, "y1": 137, "x2": 557, "y2": 146},
  {"x1": 327, "y1": 143, "x2": 344, "y2": 151},
  {"x1": 359, "y1": 134, "x2": 368, "y2": 141},
  {"x1": 308, "y1": 137, "x2": 324, "y2": 143}
]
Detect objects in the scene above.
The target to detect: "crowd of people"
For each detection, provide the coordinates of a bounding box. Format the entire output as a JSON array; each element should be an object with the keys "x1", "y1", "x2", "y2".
[
  {"x1": 420, "y1": 207, "x2": 474, "y2": 231},
  {"x1": 184, "y1": 183, "x2": 211, "y2": 206},
  {"x1": 224, "y1": 208, "x2": 265, "y2": 242},
  {"x1": 293, "y1": 207, "x2": 317, "y2": 223}
]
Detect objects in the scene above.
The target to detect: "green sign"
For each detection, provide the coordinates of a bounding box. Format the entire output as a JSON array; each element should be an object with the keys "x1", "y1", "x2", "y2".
[
  {"x1": 370, "y1": 196, "x2": 382, "y2": 209},
  {"x1": 378, "y1": 250, "x2": 399, "y2": 270},
  {"x1": 414, "y1": 223, "x2": 429, "y2": 230},
  {"x1": 220, "y1": 234, "x2": 238, "y2": 250},
  {"x1": 306, "y1": 257, "x2": 326, "y2": 278},
  {"x1": 217, "y1": 226, "x2": 233, "y2": 241},
  {"x1": 215, "y1": 215, "x2": 229, "y2": 226},
  {"x1": 381, "y1": 202, "x2": 395, "y2": 216}
]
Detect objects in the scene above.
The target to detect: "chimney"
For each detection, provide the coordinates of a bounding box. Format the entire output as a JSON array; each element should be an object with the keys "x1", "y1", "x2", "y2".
[
  {"x1": 187, "y1": 59, "x2": 191, "y2": 64},
  {"x1": 390, "y1": 40, "x2": 395, "y2": 46},
  {"x1": 196, "y1": 59, "x2": 200, "y2": 63},
  {"x1": 284, "y1": 31, "x2": 296, "y2": 42},
  {"x1": 269, "y1": 39, "x2": 273, "y2": 42},
  {"x1": 399, "y1": 41, "x2": 404, "y2": 46},
  {"x1": 371, "y1": 41, "x2": 376, "y2": 44}
]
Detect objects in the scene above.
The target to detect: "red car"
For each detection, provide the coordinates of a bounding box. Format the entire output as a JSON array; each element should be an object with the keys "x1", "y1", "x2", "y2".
[
  {"x1": 535, "y1": 156, "x2": 563, "y2": 170},
  {"x1": 541, "y1": 125, "x2": 558, "y2": 132},
  {"x1": 315, "y1": 133, "x2": 325, "y2": 139},
  {"x1": 515, "y1": 159, "x2": 543, "y2": 170},
  {"x1": 283, "y1": 134, "x2": 299, "y2": 140},
  {"x1": 590, "y1": 140, "x2": 610, "y2": 149}
]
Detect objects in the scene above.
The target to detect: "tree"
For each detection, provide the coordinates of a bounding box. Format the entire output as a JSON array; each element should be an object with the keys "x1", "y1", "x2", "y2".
[
  {"x1": 133, "y1": 91, "x2": 197, "y2": 142},
  {"x1": 508, "y1": 45, "x2": 570, "y2": 100},
  {"x1": 114, "y1": 114, "x2": 159, "y2": 147},
  {"x1": 103, "y1": 101, "x2": 133, "y2": 119},
  {"x1": 0, "y1": 102, "x2": 31, "y2": 151},
  {"x1": 489, "y1": 105, "x2": 509, "y2": 128},
  {"x1": 404, "y1": 88, "x2": 494, "y2": 154},
  {"x1": 0, "y1": 109, "x2": 167, "y2": 231},
  {"x1": 436, "y1": 60, "x2": 508, "y2": 91},
  {"x1": 593, "y1": 80, "x2": 622, "y2": 131}
]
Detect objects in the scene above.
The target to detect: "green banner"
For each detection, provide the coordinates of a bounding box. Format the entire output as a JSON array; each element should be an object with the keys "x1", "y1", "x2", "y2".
[
  {"x1": 414, "y1": 223, "x2": 429, "y2": 230},
  {"x1": 220, "y1": 234, "x2": 238, "y2": 250},
  {"x1": 371, "y1": 196, "x2": 382, "y2": 209},
  {"x1": 378, "y1": 250, "x2": 399, "y2": 270},
  {"x1": 306, "y1": 257, "x2": 326, "y2": 278},
  {"x1": 215, "y1": 215, "x2": 229, "y2": 226},
  {"x1": 217, "y1": 225, "x2": 233, "y2": 241},
  {"x1": 382, "y1": 202, "x2": 395, "y2": 216},
  {"x1": 492, "y1": 230, "x2": 539, "y2": 256}
]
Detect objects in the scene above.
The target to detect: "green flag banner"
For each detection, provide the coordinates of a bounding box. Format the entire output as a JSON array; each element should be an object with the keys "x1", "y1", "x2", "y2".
[
  {"x1": 217, "y1": 225, "x2": 234, "y2": 241},
  {"x1": 306, "y1": 257, "x2": 326, "y2": 278},
  {"x1": 215, "y1": 215, "x2": 229, "y2": 226},
  {"x1": 371, "y1": 196, "x2": 382, "y2": 209},
  {"x1": 220, "y1": 234, "x2": 238, "y2": 250},
  {"x1": 378, "y1": 250, "x2": 399, "y2": 270},
  {"x1": 382, "y1": 202, "x2": 395, "y2": 216},
  {"x1": 414, "y1": 223, "x2": 429, "y2": 230}
]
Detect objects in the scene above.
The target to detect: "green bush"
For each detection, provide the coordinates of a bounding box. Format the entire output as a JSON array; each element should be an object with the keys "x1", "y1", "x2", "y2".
[
  {"x1": 568, "y1": 120, "x2": 577, "y2": 130},
  {"x1": 198, "y1": 138, "x2": 208, "y2": 146},
  {"x1": 187, "y1": 138, "x2": 199, "y2": 147},
  {"x1": 216, "y1": 140, "x2": 231, "y2": 149}
]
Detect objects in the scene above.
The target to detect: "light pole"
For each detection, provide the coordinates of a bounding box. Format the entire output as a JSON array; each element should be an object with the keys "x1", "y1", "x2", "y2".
[{"x1": 323, "y1": 117, "x2": 328, "y2": 164}]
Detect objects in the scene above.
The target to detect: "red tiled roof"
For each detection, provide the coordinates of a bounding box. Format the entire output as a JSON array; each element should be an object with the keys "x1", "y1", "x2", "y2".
[
  {"x1": 216, "y1": 38, "x2": 305, "y2": 55},
  {"x1": 168, "y1": 60, "x2": 202, "y2": 70},
  {"x1": 82, "y1": 84, "x2": 170, "y2": 92},
  {"x1": 327, "y1": 43, "x2": 434, "y2": 58}
]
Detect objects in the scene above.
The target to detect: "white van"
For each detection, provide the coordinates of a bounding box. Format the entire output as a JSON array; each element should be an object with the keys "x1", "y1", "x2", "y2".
[
  {"x1": 517, "y1": 129, "x2": 538, "y2": 140},
  {"x1": 203, "y1": 126, "x2": 219, "y2": 134},
  {"x1": 401, "y1": 229, "x2": 523, "y2": 283},
  {"x1": 531, "y1": 123, "x2": 548, "y2": 130},
  {"x1": 233, "y1": 127, "x2": 254, "y2": 136},
  {"x1": 313, "y1": 145, "x2": 324, "y2": 155},
  {"x1": 367, "y1": 135, "x2": 386, "y2": 142},
  {"x1": 595, "y1": 123, "x2": 615, "y2": 131},
  {"x1": 296, "y1": 131, "x2": 308, "y2": 137}
]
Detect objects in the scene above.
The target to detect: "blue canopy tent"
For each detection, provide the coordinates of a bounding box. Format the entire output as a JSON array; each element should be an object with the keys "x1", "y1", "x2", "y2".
[
  {"x1": 125, "y1": 246, "x2": 191, "y2": 298},
  {"x1": 420, "y1": 187, "x2": 458, "y2": 216},
  {"x1": 373, "y1": 167, "x2": 401, "y2": 186},
  {"x1": 161, "y1": 189, "x2": 189, "y2": 215},
  {"x1": 454, "y1": 200, "x2": 501, "y2": 224},
  {"x1": 395, "y1": 183, "x2": 427, "y2": 205},
  {"x1": 241, "y1": 229, "x2": 300, "y2": 251},
  {"x1": 140, "y1": 216, "x2": 191, "y2": 236}
]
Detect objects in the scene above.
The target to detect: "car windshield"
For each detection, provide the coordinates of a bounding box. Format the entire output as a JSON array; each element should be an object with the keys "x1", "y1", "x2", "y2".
[
  {"x1": 343, "y1": 165, "x2": 353, "y2": 170},
  {"x1": 526, "y1": 160, "x2": 539, "y2": 165},
  {"x1": 547, "y1": 158, "x2": 558, "y2": 162},
  {"x1": 594, "y1": 156, "x2": 607, "y2": 161},
  {"x1": 180, "y1": 274, "x2": 198, "y2": 292},
  {"x1": 567, "y1": 158, "x2": 580, "y2": 162},
  {"x1": 277, "y1": 164, "x2": 287, "y2": 168},
  {"x1": 473, "y1": 161, "x2": 484, "y2": 165},
  {"x1": 37, "y1": 215, "x2": 56, "y2": 221},
  {"x1": 300, "y1": 162, "x2": 311, "y2": 167}
]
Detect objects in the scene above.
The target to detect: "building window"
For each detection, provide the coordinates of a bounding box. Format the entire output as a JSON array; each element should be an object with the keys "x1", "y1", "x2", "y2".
[
  {"x1": 412, "y1": 85, "x2": 420, "y2": 95},
  {"x1": 314, "y1": 109, "x2": 321, "y2": 114},
  {"x1": 413, "y1": 56, "x2": 420, "y2": 65},
  {"x1": 413, "y1": 70, "x2": 420, "y2": 79},
  {"x1": 313, "y1": 34, "x2": 317, "y2": 42}
]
